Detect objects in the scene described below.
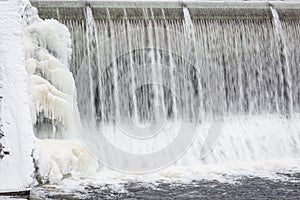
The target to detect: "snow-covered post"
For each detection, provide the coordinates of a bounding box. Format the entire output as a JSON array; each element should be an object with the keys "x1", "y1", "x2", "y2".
[{"x1": 0, "y1": 0, "x2": 35, "y2": 194}]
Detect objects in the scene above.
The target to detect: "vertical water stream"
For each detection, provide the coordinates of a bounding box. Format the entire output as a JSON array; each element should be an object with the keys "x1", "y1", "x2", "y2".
[{"x1": 270, "y1": 6, "x2": 293, "y2": 118}]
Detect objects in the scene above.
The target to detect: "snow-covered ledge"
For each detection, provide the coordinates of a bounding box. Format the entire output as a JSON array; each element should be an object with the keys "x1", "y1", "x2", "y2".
[{"x1": 0, "y1": 0, "x2": 35, "y2": 194}]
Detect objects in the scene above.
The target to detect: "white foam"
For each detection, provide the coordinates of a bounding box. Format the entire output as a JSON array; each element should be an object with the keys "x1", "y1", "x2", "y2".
[{"x1": 35, "y1": 139, "x2": 98, "y2": 184}]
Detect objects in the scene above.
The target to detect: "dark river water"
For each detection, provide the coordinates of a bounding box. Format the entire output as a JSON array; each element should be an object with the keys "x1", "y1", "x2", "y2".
[{"x1": 26, "y1": 173, "x2": 300, "y2": 199}]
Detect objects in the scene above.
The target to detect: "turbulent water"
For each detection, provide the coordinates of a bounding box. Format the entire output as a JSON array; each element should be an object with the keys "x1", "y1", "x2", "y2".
[{"x1": 31, "y1": 173, "x2": 300, "y2": 199}]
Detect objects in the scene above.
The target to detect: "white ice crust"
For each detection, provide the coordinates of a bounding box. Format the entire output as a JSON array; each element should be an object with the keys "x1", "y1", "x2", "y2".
[
  {"x1": 35, "y1": 139, "x2": 98, "y2": 184},
  {"x1": 22, "y1": 0, "x2": 77, "y2": 138},
  {"x1": 20, "y1": 0, "x2": 98, "y2": 184},
  {"x1": 0, "y1": 0, "x2": 35, "y2": 192}
]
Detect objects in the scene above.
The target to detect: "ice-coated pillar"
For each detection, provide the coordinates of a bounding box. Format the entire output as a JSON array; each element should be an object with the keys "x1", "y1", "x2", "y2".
[{"x1": 0, "y1": 0, "x2": 35, "y2": 193}]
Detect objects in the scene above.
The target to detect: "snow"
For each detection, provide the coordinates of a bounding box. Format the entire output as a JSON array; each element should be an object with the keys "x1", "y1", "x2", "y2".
[{"x1": 0, "y1": 0, "x2": 35, "y2": 192}]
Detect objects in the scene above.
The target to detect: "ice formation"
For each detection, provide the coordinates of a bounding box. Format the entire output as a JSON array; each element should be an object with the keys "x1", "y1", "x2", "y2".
[
  {"x1": 21, "y1": 0, "x2": 77, "y2": 138},
  {"x1": 28, "y1": 75, "x2": 76, "y2": 137},
  {"x1": 20, "y1": 0, "x2": 97, "y2": 184},
  {"x1": 35, "y1": 139, "x2": 98, "y2": 184}
]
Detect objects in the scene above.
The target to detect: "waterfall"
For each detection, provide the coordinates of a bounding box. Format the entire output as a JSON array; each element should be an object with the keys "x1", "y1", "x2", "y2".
[
  {"x1": 270, "y1": 6, "x2": 293, "y2": 118},
  {"x1": 183, "y1": 6, "x2": 194, "y2": 37},
  {"x1": 85, "y1": 5, "x2": 97, "y2": 124},
  {"x1": 162, "y1": 9, "x2": 178, "y2": 120},
  {"x1": 124, "y1": 9, "x2": 139, "y2": 124},
  {"x1": 76, "y1": 7, "x2": 205, "y2": 124},
  {"x1": 39, "y1": 4, "x2": 300, "y2": 173},
  {"x1": 183, "y1": 6, "x2": 204, "y2": 121}
]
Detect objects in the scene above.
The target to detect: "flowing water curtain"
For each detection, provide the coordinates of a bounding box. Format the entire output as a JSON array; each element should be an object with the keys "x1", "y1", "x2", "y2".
[
  {"x1": 18, "y1": 2, "x2": 300, "y2": 179},
  {"x1": 72, "y1": 8, "x2": 203, "y2": 125},
  {"x1": 31, "y1": 1, "x2": 300, "y2": 124},
  {"x1": 69, "y1": 9, "x2": 298, "y2": 126},
  {"x1": 281, "y1": 17, "x2": 300, "y2": 114},
  {"x1": 271, "y1": 6, "x2": 293, "y2": 118}
]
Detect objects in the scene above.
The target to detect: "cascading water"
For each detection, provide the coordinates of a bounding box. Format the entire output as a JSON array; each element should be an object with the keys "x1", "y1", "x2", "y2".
[
  {"x1": 74, "y1": 8, "x2": 203, "y2": 125},
  {"x1": 270, "y1": 5, "x2": 293, "y2": 118},
  {"x1": 27, "y1": 1, "x2": 300, "y2": 180},
  {"x1": 62, "y1": 5, "x2": 300, "y2": 172},
  {"x1": 84, "y1": 5, "x2": 97, "y2": 123},
  {"x1": 123, "y1": 9, "x2": 139, "y2": 124}
]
